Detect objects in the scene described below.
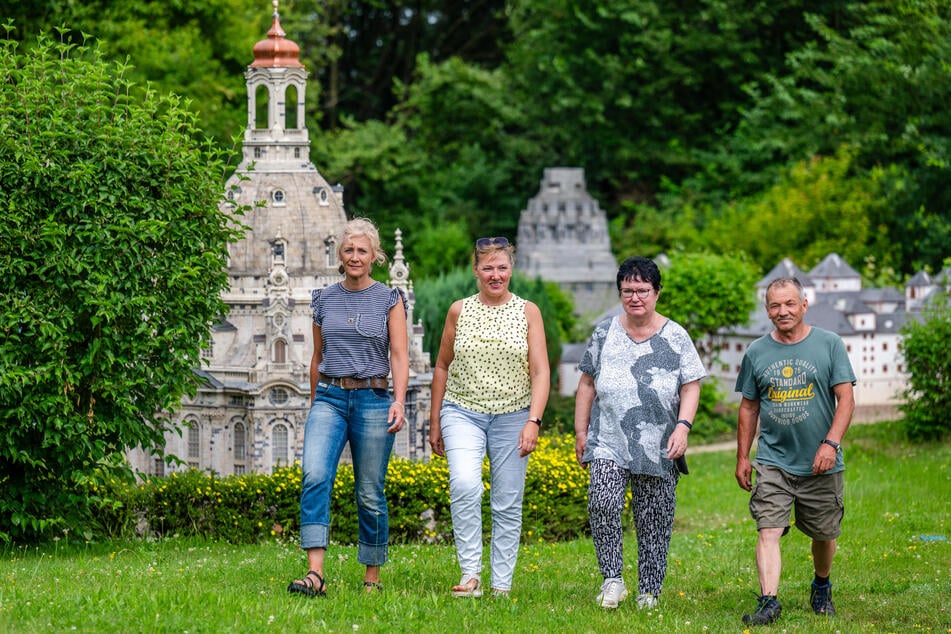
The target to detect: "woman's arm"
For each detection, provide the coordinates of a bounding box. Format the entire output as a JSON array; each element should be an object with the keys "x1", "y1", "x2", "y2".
[
  {"x1": 574, "y1": 373, "x2": 596, "y2": 467},
  {"x1": 386, "y1": 294, "x2": 409, "y2": 433},
  {"x1": 309, "y1": 323, "x2": 323, "y2": 401},
  {"x1": 518, "y1": 301, "x2": 550, "y2": 457},
  {"x1": 667, "y1": 379, "x2": 700, "y2": 460},
  {"x1": 428, "y1": 300, "x2": 462, "y2": 457}
]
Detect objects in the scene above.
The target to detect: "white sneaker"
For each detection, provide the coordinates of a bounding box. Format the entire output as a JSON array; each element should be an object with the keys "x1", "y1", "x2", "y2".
[
  {"x1": 596, "y1": 578, "x2": 628, "y2": 608},
  {"x1": 636, "y1": 593, "x2": 658, "y2": 609}
]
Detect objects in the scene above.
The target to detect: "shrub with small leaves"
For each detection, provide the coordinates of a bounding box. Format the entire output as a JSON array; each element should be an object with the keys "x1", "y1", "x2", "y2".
[
  {"x1": 0, "y1": 30, "x2": 245, "y2": 543},
  {"x1": 84, "y1": 437, "x2": 595, "y2": 544},
  {"x1": 899, "y1": 295, "x2": 951, "y2": 441}
]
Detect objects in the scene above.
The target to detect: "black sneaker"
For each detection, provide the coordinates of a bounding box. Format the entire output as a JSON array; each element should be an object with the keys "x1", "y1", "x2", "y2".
[
  {"x1": 742, "y1": 595, "x2": 782, "y2": 625},
  {"x1": 811, "y1": 581, "x2": 836, "y2": 615}
]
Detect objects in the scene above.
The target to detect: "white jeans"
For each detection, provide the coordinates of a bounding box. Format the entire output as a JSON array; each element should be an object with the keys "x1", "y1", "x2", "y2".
[{"x1": 441, "y1": 401, "x2": 529, "y2": 591}]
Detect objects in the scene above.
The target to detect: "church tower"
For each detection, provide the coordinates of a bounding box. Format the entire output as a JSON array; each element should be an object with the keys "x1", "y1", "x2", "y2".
[{"x1": 127, "y1": 2, "x2": 431, "y2": 478}]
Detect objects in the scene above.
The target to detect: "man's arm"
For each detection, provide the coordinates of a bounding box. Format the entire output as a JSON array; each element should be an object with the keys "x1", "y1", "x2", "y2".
[
  {"x1": 735, "y1": 396, "x2": 760, "y2": 491},
  {"x1": 812, "y1": 381, "x2": 855, "y2": 475}
]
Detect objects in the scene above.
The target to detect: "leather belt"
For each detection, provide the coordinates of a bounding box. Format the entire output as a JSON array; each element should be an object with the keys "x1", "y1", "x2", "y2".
[{"x1": 319, "y1": 374, "x2": 389, "y2": 390}]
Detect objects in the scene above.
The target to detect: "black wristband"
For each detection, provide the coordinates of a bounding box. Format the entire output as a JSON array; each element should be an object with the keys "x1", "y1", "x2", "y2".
[
  {"x1": 528, "y1": 417, "x2": 542, "y2": 426},
  {"x1": 677, "y1": 419, "x2": 693, "y2": 430}
]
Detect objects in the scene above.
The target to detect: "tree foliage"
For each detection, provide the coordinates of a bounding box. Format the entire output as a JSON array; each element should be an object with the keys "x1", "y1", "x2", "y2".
[
  {"x1": 8, "y1": 2, "x2": 947, "y2": 278},
  {"x1": 319, "y1": 54, "x2": 543, "y2": 273},
  {"x1": 279, "y1": 0, "x2": 510, "y2": 128},
  {"x1": 899, "y1": 295, "x2": 951, "y2": 441},
  {"x1": 0, "y1": 34, "x2": 245, "y2": 542},
  {"x1": 659, "y1": 252, "x2": 759, "y2": 364},
  {"x1": 658, "y1": 252, "x2": 759, "y2": 434},
  {"x1": 693, "y1": 0, "x2": 951, "y2": 272},
  {"x1": 2, "y1": 1, "x2": 269, "y2": 149},
  {"x1": 504, "y1": 0, "x2": 843, "y2": 202},
  {"x1": 700, "y1": 147, "x2": 891, "y2": 273}
]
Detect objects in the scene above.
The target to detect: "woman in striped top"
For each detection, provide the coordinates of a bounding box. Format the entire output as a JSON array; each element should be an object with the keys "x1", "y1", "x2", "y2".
[{"x1": 288, "y1": 218, "x2": 408, "y2": 597}]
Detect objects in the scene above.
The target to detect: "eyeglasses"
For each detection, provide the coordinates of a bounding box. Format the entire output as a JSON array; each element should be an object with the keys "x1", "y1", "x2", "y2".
[
  {"x1": 475, "y1": 236, "x2": 510, "y2": 249},
  {"x1": 620, "y1": 288, "x2": 653, "y2": 299}
]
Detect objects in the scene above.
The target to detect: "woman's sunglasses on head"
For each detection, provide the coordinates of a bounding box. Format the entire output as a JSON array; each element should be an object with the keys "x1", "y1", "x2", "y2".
[{"x1": 475, "y1": 236, "x2": 510, "y2": 249}]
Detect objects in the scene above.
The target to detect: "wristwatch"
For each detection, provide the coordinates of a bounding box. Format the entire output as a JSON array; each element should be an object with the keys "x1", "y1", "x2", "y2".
[
  {"x1": 528, "y1": 417, "x2": 542, "y2": 426},
  {"x1": 821, "y1": 439, "x2": 841, "y2": 452}
]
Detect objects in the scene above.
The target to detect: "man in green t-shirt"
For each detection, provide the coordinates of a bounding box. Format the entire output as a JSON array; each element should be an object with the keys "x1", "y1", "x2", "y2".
[{"x1": 734, "y1": 277, "x2": 856, "y2": 626}]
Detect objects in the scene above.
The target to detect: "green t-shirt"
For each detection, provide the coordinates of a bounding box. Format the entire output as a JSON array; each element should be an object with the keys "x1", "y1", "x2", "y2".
[{"x1": 735, "y1": 327, "x2": 856, "y2": 476}]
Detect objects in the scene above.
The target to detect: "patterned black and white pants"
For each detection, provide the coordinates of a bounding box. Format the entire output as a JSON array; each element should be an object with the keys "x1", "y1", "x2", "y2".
[{"x1": 588, "y1": 458, "x2": 678, "y2": 596}]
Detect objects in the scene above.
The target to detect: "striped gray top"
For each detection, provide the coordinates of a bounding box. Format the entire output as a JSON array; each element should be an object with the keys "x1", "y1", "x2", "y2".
[{"x1": 311, "y1": 282, "x2": 406, "y2": 379}]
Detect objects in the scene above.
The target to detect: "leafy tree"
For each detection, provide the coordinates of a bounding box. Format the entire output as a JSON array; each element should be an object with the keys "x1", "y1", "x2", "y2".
[
  {"x1": 320, "y1": 55, "x2": 542, "y2": 263},
  {"x1": 701, "y1": 147, "x2": 891, "y2": 273},
  {"x1": 407, "y1": 219, "x2": 472, "y2": 280},
  {"x1": 899, "y1": 294, "x2": 951, "y2": 441},
  {"x1": 609, "y1": 201, "x2": 706, "y2": 265},
  {"x1": 696, "y1": 0, "x2": 951, "y2": 273},
  {"x1": 0, "y1": 34, "x2": 245, "y2": 542},
  {"x1": 504, "y1": 0, "x2": 843, "y2": 204},
  {"x1": 280, "y1": 0, "x2": 510, "y2": 127},
  {"x1": 659, "y1": 252, "x2": 759, "y2": 432},
  {"x1": 2, "y1": 1, "x2": 268, "y2": 149},
  {"x1": 542, "y1": 281, "x2": 580, "y2": 344},
  {"x1": 660, "y1": 252, "x2": 759, "y2": 364}
]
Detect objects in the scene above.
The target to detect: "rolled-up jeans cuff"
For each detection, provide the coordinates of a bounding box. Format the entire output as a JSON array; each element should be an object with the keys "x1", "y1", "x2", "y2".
[
  {"x1": 358, "y1": 541, "x2": 388, "y2": 566},
  {"x1": 301, "y1": 523, "x2": 329, "y2": 549}
]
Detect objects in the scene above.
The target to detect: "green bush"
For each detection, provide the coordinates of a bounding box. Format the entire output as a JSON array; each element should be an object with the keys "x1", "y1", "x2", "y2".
[
  {"x1": 899, "y1": 295, "x2": 951, "y2": 441},
  {"x1": 87, "y1": 432, "x2": 750, "y2": 545},
  {"x1": 0, "y1": 34, "x2": 242, "y2": 543},
  {"x1": 87, "y1": 437, "x2": 593, "y2": 544}
]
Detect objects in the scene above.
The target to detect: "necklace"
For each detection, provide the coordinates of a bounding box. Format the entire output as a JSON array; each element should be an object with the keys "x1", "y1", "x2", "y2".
[{"x1": 342, "y1": 284, "x2": 365, "y2": 325}]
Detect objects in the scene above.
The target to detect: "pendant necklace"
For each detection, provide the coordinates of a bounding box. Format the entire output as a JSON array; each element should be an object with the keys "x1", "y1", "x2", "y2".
[{"x1": 343, "y1": 284, "x2": 363, "y2": 325}]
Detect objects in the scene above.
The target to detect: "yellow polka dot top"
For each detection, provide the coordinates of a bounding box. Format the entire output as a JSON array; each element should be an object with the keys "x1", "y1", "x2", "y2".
[{"x1": 445, "y1": 294, "x2": 531, "y2": 414}]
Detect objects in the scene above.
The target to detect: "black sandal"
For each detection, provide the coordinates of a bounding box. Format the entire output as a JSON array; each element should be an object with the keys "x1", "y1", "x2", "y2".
[
  {"x1": 363, "y1": 581, "x2": 383, "y2": 593},
  {"x1": 288, "y1": 570, "x2": 326, "y2": 597}
]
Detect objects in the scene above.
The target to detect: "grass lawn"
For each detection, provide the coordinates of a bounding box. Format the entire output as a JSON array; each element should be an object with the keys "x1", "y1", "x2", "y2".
[{"x1": 1, "y1": 421, "x2": 947, "y2": 633}]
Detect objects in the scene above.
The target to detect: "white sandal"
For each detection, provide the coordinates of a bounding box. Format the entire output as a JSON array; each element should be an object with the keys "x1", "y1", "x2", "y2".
[{"x1": 452, "y1": 574, "x2": 483, "y2": 598}]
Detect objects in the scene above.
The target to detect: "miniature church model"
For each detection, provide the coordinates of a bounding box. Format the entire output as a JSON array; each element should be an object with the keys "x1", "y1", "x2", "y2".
[
  {"x1": 127, "y1": 2, "x2": 432, "y2": 477},
  {"x1": 516, "y1": 167, "x2": 618, "y2": 316}
]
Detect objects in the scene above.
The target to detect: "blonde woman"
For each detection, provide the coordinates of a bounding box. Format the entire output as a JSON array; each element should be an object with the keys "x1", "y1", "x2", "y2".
[
  {"x1": 288, "y1": 218, "x2": 408, "y2": 597},
  {"x1": 430, "y1": 236, "x2": 550, "y2": 597}
]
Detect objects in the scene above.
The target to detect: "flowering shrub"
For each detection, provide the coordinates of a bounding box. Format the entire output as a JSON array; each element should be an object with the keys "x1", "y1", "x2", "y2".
[{"x1": 87, "y1": 436, "x2": 593, "y2": 544}]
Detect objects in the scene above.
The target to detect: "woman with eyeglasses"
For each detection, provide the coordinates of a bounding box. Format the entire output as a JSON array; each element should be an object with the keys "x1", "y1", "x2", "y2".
[
  {"x1": 574, "y1": 256, "x2": 705, "y2": 610},
  {"x1": 429, "y1": 236, "x2": 550, "y2": 598}
]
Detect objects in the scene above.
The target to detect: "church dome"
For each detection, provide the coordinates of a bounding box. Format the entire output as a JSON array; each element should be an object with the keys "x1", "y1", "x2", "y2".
[{"x1": 250, "y1": 2, "x2": 303, "y2": 68}]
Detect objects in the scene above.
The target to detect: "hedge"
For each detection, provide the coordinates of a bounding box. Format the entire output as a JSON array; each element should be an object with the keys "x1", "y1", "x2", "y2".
[{"x1": 87, "y1": 436, "x2": 594, "y2": 544}]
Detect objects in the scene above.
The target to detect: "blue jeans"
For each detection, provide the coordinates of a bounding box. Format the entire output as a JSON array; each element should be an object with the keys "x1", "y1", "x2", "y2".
[
  {"x1": 441, "y1": 401, "x2": 529, "y2": 591},
  {"x1": 300, "y1": 382, "x2": 394, "y2": 566}
]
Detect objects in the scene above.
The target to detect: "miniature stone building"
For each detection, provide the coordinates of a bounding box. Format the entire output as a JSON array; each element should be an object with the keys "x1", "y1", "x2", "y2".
[
  {"x1": 126, "y1": 3, "x2": 432, "y2": 477},
  {"x1": 516, "y1": 167, "x2": 619, "y2": 317}
]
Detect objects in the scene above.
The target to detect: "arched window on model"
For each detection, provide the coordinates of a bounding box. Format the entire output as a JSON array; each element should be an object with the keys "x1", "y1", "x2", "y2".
[
  {"x1": 233, "y1": 419, "x2": 247, "y2": 475},
  {"x1": 255, "y1": 84, "x2": 269, "y2": 129},
  {"x1": 284, "y1": 84, "x2": 298, "y2": 129},
  {"x1": 152, "y1": 449, "x2": 166, "y2": 478},
  {"x1": 324, "y1": 235, "x2": 336, "y2": 267},
  {"x1": 272, "y1": 423, "x2": 288, "y2": 466},
  {"x1": 186, "y1": 419, "x2": 200, "y2": 469}
]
